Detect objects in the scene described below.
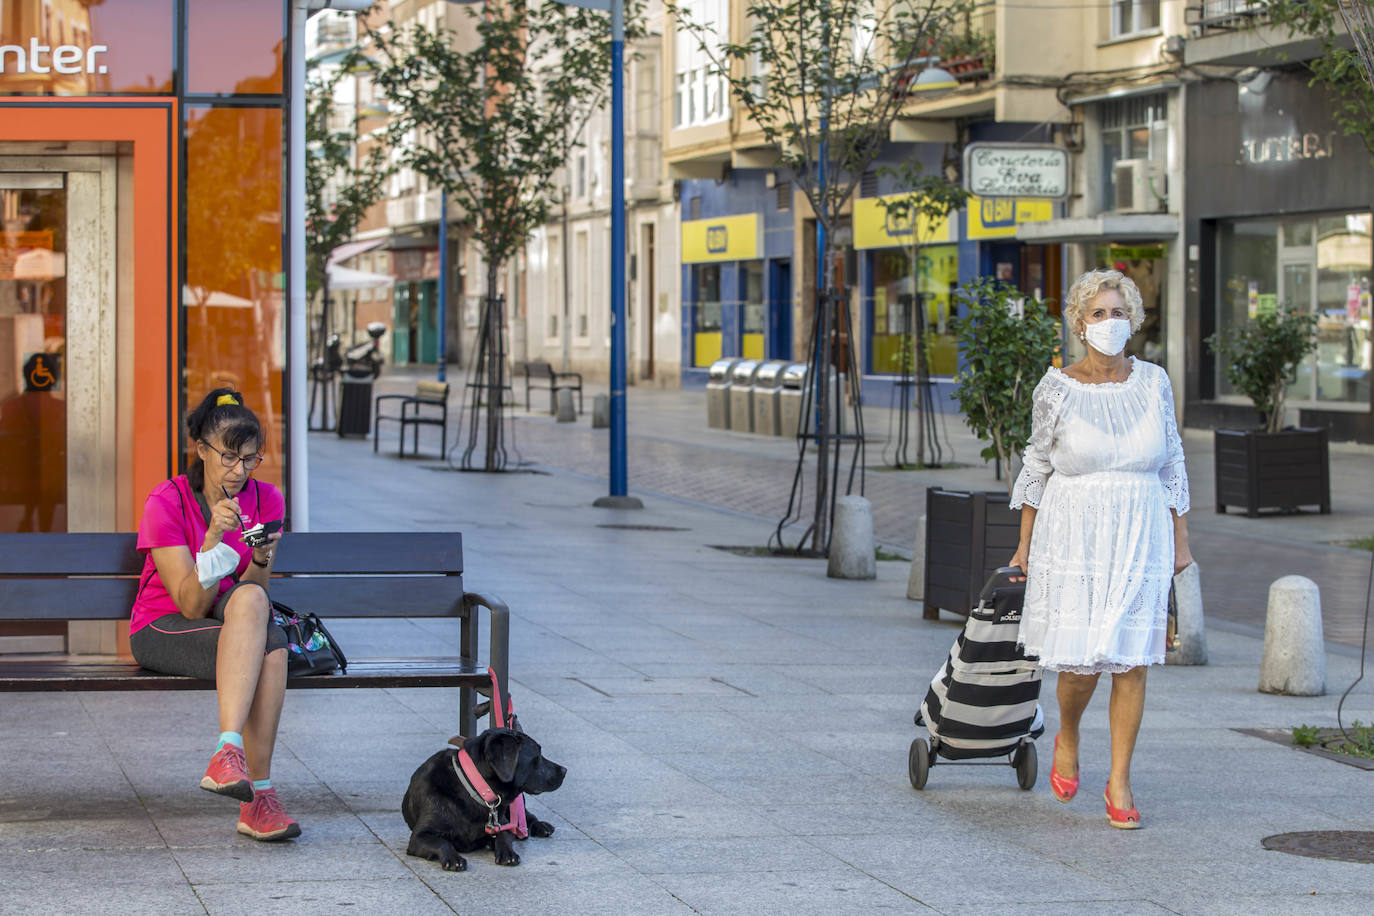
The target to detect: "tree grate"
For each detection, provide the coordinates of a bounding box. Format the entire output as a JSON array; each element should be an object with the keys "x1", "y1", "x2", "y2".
[
  {"x1": 1261, "y1": 831, "x2": 1374, "y2": 864},
  {"x1": 595, "y1": 524, "x2": 690, "y2": 532}
]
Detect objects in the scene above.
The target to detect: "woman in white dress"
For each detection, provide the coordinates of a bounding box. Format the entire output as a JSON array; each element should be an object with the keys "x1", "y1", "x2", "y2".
[{"x1": 1008, "y1": 269, "x2": 1192, "y2": 830}]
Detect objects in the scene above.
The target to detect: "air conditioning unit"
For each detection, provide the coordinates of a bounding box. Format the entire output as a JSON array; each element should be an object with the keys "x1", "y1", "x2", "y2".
[{"x1": 1113, "y1": 159, "x2": 1166, "y2": 213}]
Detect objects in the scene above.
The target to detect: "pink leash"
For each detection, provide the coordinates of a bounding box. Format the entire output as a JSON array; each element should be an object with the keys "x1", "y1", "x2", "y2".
[{"x1": 450, "y1": 669, "x2": 528, "y2": 838}]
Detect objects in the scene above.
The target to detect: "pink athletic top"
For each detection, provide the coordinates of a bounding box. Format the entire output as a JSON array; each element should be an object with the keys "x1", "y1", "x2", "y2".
[{"x1": 130, "y1": 475, "x2": 285, "y2": 634}]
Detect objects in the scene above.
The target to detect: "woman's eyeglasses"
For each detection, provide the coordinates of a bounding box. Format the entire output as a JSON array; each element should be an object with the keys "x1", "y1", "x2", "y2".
[{"x1": 201, "y1": 440, "x2": 265, "y2": 471}]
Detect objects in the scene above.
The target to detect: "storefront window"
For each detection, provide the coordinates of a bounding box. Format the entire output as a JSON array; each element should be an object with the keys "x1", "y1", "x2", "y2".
[
  {"x1": 692, "y1": 263, "x2": 721, "y2": 366},
  {"x1": 184, "y1": 106, "x2": 285, "y2": 490},
  {"x1": 868, "y1": 245, "x2": 958, "y2": 376},
  {"x1": 0, "y1": 180, "x2": 66, "y2": 531},
  {"x1": 1216, "y1": 212, "x2": 1371, "y2": 407},
  {"x1": 0, "y1": 0, "x2": 174, "y2": 95},
  {"x1": 741, "y1": 261, "x2": 764, "y2": 360},
  {"x1": 1095, "y1": 243, "x2": 1166, "y2": 366},
  {"x1": 187, "y1": 0, "x2": 285, "y2": 95}
]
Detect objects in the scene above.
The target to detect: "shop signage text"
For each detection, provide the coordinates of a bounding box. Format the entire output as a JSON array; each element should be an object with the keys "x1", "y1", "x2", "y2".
[
  {"x1": 1239, "y1": 131, "x2": 1337, "y2": 165},
  {"x1": 962, "y1": 144, "x2": 1069, "y2": 199},
  {"x1": 682, "y1": 214, "x2": 759, "y2": 264},
  {"x1": 966, "y1": 196, "x2": 1054, "y2": 240},
  {"x1": 854, "y1": 195, "x2": 952, "y2": 250},
  {"x1": 0, "y1": 40, "x2": 109, "y2": 75}
]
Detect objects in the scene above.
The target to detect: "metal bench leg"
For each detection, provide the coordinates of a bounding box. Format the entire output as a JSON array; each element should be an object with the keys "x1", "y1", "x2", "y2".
[{"x1": 463, "y1": 591, "x2": 509, "y2": 731}]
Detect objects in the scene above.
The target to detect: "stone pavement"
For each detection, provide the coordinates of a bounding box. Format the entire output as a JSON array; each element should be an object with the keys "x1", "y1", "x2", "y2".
[
  {"x1": 2, "y1": 378, "x2": 1373, "y2": 914},
  {"x1": 374, "y1": 368, "x2": 1374, "y2": 649}
]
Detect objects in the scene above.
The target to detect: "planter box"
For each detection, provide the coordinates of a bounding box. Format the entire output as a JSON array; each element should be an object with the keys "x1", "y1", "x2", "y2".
[
  {"x1": 1214, "y1": 427, "x2": 1330, "y2": 517},
  {"x1": 922, "y1": 488, "x2": 1020, "y2": 620}
]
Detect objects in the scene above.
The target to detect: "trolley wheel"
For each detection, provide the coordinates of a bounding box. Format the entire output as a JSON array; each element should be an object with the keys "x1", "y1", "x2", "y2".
[
  {"x1": 1013, "y1": 741, "x2": 1038, "y2": 791},
  {"x1": 908, "y1": 738, "x2": 930, "y2": 790}
]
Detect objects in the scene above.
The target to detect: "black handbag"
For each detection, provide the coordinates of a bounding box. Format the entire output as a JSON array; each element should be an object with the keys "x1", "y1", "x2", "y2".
[{"x1": 271, "y1": 600, "x2": 348, "y2": 676}]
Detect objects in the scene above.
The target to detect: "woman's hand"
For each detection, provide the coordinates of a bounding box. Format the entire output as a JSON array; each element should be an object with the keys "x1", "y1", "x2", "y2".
[
  {"x1": 1009, "y1": 546, "x2": 1029, "y2": 577},
  {"x1": 252, "y1": 528, "x2": 283, "y2": 566},
  {"x1": 202, "y1": 496, "x2": 242, "y2": 550},
  {"x1": 1174, "y1": 539, "x2": 1194, "y2": 575}
]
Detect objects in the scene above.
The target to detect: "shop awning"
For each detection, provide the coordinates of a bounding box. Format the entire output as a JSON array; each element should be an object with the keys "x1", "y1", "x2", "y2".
[
  {"x1": 326, "y1": 237, "x2": 387, "y2": 267},
  {"x1": 1015, "y1": 213, "x2": 1179, "y2": 245},
  {"x1": 327, "y1": 264, "x2": 394, "y2": 291}
]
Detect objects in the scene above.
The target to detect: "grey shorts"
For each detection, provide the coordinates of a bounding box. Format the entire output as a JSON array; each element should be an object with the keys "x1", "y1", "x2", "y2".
[{"x1": 130, "y1": 582, "x2": 288, "y2": 681}]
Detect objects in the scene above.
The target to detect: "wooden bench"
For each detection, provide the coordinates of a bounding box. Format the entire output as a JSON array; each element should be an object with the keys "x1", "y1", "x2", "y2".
[
  {"x1": 522, "y1": 360, "x2": 583, "y2": 414},
  {"x1": 374, "y1": 379, "x2": 449, "y2": 458},
  {"x1": 0, "y1": 532, "x2": 509, "y2": 738}
]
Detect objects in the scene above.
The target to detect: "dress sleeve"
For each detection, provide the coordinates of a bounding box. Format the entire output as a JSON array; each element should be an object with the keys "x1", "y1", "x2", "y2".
[
  {"x1": 1010, "y1": 373, "x2": 1064, "y2": 510},
  {"x1": 1157, "y1": 369, "x2": 1191, "y2": 515}
]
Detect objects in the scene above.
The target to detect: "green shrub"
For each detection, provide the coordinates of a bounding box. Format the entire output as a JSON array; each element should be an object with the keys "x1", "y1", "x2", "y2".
[{"x1": 1205, "y1": 307, "x2": 1318, "y2": 434}]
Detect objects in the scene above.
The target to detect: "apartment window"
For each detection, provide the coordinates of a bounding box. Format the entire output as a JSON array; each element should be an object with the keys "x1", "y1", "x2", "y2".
[
  {"x1": 674, "y1": 0, "x2": 729, "y2": 129},
  {"x1": 576, "y1": 154, "x2": 587, "y2": 199},
  {"x1": 776, "y1": 181, "x2": 791, "y2": 210},
  {"x1": 1111, "y1": 0, "x2": 1160, "y2": 38},
  {"x1": 547, "y1": 233, "x2": 562, "y2": 341},
  {"x1": 1215, "y1": 212, "x2": 1372, "y2": 406},
  {"x1": 1099, "y1": 92, "x2": 1166, "y2": 210},
  {"x1": 689, "y1": 196, "x2": 701, "y2": 220},
  {"x1": 575, "y1": 230, "x2": 590, "y2": 337}
]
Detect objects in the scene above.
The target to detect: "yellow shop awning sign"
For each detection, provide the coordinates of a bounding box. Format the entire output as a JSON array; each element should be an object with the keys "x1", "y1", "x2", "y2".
[
  {"x1": 967, "y1": 196, "x2": 1054, "y2": 240},
  {"x1": 682, "y1": 214, "x2": 760, "y2": 263},
  {"x1": 854, "y1": 195, "x2": 953, "y2": 250}
]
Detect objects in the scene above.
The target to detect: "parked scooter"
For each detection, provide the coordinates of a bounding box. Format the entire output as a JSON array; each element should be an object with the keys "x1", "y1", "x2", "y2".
[{"x1": 343, "y1": 321, "x2": 386, "y2": 379}]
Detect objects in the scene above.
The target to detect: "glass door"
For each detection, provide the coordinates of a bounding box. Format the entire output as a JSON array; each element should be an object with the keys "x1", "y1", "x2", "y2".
[{"x1": 1281, "y1": 259, "x2": 1316, "y2": 400}]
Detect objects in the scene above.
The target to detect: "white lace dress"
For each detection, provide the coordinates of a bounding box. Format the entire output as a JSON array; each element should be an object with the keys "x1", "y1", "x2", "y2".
[{"x1": 1010, "y1": 358, "x2": 1190, "y2": 675}]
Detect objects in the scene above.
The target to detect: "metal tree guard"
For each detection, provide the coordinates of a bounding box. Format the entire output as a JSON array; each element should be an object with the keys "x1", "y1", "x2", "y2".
[
  {"x1": 460, "y1": 294, "x2": 511, "y2": 471},
  {"x1": 888, "y1": 290, "x2": 947, "y2": 469}
]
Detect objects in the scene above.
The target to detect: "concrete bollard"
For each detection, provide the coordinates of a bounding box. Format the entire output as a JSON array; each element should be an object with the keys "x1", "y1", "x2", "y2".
[
  {"x1": 1259, "y1": 575, "x2": 1325, "y2": 696},
  {"x1": 556, "y1": 388, "x2": 576, "y2": 423},
  {"x1": 828, "y1": 495, "x2": 876, "y2": 580},
  {"x1": 592, "y1": 393, "x2": 609, "y2": 428},
  {"x1": 905, "y1": 514, "x2": 926, "y2": 601},
  {"x1": 1166, "y1": 561, "x2": 1208, "y2": 666}
]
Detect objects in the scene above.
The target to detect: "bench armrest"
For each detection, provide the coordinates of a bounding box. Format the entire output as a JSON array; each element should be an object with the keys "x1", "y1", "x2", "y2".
[
  {"x1": 374, "y1": 394, "x2": 416, "y2": 407},
  {"x1": 462, "y1": 590, "x2": 509, "y2": 727},
  {"x1": 554, "y1": 371, "x2": 582, "y2": 385}
]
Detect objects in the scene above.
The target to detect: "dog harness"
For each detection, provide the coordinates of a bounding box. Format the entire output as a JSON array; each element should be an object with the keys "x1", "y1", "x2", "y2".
[{"x1": 450, "y1": 669, "x2": 529, "y2": 839}]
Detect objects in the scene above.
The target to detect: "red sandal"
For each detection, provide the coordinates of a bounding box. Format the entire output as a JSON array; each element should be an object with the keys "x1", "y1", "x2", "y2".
[
  {"x1": 1104, "y1": 789, "x2": 1141, "y2": 829},
  {"x1": 1049, "y1": 735, "x2": 1079, "y2": 803}
]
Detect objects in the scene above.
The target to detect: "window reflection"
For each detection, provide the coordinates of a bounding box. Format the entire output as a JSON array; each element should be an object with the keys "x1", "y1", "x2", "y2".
[
  {"x1": 0, "y1": 0, "x2": 173, "y2": 95},
  {"x1": 184, "y1": 106, "x2": 284, "y2": 491},
  {"x1": 186, "y1": 0, "x2": 285, "y2": 94}
]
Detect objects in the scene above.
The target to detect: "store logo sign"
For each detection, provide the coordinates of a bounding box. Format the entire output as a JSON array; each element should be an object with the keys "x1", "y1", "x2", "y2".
[
  {"x1": 1239, "y1": 131, "x2": 1336, "y2": 165},
  {"x1": 0, "y1": 40, "x2": 109, "y2": 75},
  {"x1": 706, "y1": 226, "x2": 728, "y2": 253}
]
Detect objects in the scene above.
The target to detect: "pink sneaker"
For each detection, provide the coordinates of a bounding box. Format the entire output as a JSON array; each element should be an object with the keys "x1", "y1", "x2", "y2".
[
  {"x1": 237, "y1": 788, "x2": 301, "y2": 841},
  {"x1": 200, "y1": 744, "x2": 253, "y2": 802}
]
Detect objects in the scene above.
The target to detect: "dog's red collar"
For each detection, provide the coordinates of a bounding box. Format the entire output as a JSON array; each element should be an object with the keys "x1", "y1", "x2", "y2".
[{"x1": 452, "y1": 749, "x2": 527, "y2": 837}]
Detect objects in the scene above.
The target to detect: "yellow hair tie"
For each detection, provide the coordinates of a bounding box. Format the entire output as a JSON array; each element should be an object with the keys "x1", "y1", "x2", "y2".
[{"x1": 216, "y1": 394, "x2": 239, "y2": 407}]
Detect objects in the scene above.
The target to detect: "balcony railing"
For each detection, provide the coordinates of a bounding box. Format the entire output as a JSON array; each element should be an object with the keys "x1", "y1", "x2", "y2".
[{"x1": 1187, "y1": 1, "x2": 1270, "y2": 38}]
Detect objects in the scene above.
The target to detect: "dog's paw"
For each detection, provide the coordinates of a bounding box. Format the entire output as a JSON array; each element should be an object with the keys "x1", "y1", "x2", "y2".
[
  {"x1": 440, "y1": 853, "x2": 468, "y2": 872},
  {"x1": 494, "y1": 848, "x2": 521, "y2": 866},
  {"x1": 527, "y1": 817, "x2": 555, "y2": 838}
]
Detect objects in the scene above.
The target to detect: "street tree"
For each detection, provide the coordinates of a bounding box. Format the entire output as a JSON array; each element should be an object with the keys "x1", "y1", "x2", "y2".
[
  {"x1": 363, "y1": 1, "x2": 624, "y2": 470},
  {"x1": 305, "y1": 65, "x2": 391, "y2": 361},
  {"x1": 672, "y1": 0, "x2": 970, "y2": 553},
  {"x1": 875, "y1": 157, "x2": 970, "y2": 469}
]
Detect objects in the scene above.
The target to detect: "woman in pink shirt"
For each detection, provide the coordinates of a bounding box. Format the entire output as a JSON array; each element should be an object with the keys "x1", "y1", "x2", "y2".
[{"x1": 129, "y1": 388, "x2": 297, "y2": 841}]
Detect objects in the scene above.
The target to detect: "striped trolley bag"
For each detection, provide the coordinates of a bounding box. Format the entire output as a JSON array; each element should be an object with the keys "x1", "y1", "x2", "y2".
[{"x1": 908, "y1": 566, "x2": 1043, "y2": 791}]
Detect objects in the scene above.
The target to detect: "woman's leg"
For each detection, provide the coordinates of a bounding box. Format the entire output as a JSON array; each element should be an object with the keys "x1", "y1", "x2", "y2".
[
  {"x1": 243, "y1": 648, "x2": 288, "y2": 780},
  {"x1": 1106, "y1": 665, "x2": 1148, "y2": 809},
  {"x1": 215, "y1": 584, "x2": 271, "y2": 734},
  {"x1": 1055, "y1": 671, "x2": 1100, "y2": 779}
]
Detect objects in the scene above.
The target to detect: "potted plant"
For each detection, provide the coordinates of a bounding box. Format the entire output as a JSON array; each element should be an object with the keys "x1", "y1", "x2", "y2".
[
  {"x1": 916, "y1": 279, "x2": 1059, "y2": 620},
  {"x1": 938, "y1": 30, "x2": 993, "y2": 79},
  {"x1": 1206, "y1": 305, "x2": 1330, "y2": 516}
]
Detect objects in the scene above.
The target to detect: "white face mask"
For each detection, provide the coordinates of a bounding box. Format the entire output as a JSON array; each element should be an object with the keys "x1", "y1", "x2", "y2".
[{"x1": 1083, "y1": 317, "x2": 1132, "y2": 356}]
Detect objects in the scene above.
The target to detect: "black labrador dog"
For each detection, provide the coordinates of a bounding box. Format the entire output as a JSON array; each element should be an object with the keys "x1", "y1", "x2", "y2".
[{"x1": 403, "y1": 727, "x2": 566, "y2": 871}]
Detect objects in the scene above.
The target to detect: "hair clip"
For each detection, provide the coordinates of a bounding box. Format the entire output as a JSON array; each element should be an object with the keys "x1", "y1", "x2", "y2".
[{"x1": 217, "y1": 394, "x2": 239, "y2": 407}]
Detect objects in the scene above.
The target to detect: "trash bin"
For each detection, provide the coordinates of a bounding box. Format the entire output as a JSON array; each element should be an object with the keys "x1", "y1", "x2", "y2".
[
  {"x1": 337, "y1": 375, "x2": 373, "y2": 439},
  {"x1": 705, "y1": 358, "x2": 740, "y2": 429},
  {"x1": 751, "y1": 360, "x2": 788, "y2": 436},
  {"x1": 728, "y1": 360, "x2": 762, "y2": 432},
  {"x1": 777, "y1": 362, "x2": 809, "y2": 438}
]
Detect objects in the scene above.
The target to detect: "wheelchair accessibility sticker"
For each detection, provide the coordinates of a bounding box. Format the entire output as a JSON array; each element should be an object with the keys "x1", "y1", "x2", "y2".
[{"x1": 23, "y1": 353, "x2": 61, "y2": 392}]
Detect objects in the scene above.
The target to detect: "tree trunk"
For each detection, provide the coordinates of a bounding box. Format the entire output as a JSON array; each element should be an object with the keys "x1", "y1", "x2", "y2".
[{"x1": 486, "y1": 260, "x2": 503, "y2": 471}]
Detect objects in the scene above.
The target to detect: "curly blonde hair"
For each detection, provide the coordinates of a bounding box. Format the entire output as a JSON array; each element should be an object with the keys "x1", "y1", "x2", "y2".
[{"x1": 1063, "y1": 269, "x2": 1145, "y2": 336}]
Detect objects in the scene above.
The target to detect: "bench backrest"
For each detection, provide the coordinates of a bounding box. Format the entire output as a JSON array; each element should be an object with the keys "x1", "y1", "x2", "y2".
[
  {"x1": 415, "y1": 380, "x2": 450, "y2": 401},
  {"x1": 525, "y1": 361, "x2": 554, "y2": 380},
  {"x1": 0, "y1": 532, "x2": 465, "y2": 622}
]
